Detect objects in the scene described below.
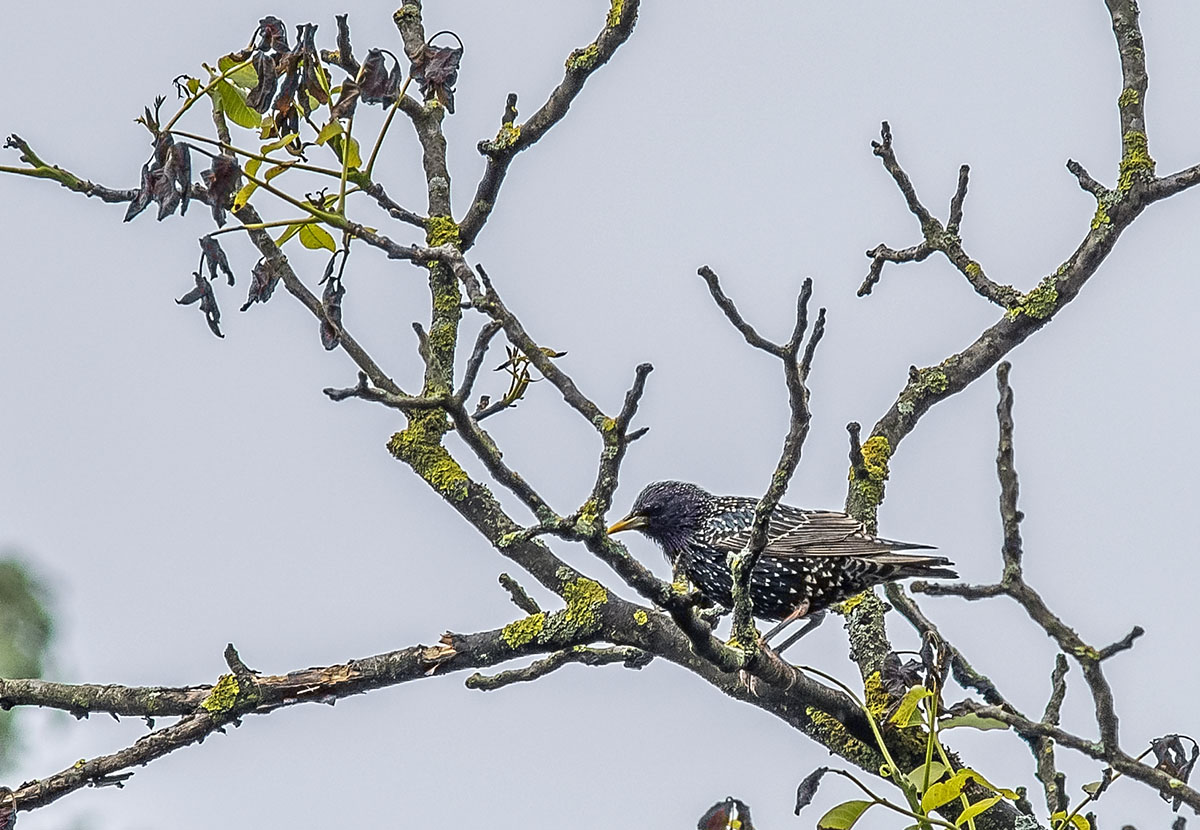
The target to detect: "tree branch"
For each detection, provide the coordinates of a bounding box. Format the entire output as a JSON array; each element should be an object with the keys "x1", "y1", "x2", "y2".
[{"x1": 459, "y1": 0, "x2": 641, "y2": 248}]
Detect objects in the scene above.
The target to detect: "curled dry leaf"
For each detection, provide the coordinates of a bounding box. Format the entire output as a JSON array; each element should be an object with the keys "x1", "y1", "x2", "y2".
[
  {"x1": 880, "y1": 651, "x2": 923, "y2": 698},
  {"x1": 410, "y1": 38, "x2": 462, "y2": 113},
  {"x1": 241, "y1": 257, "x2": 284, "y2": 311},
  {"x1": 256, "y1": 15, "x2": 290, "y2": 54},
  {"x1": 200, "y1": 154, "x2": 242, "y2": 227},
  {"x1": 319, "y1": 273, "x2": 345, "y2": 350},
  {"x1": 199, "y1": 235, "x2": 235, "y2": 285},
  {"x1": 246, "y1": 50, "x2": 278, "y2": 113},
  {"x1": 177, "y1": 272, "x2": 224, "y2": 338}
]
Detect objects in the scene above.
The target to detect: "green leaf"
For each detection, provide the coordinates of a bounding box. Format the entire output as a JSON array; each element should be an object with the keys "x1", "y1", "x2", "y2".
[
  {"x1": 299, "y1": 224, "x2": 337, "y2": 251},
  {"x1": 218, "y1": 54, "x2": 259, "y2": 89},
  {"x1": 959, "y1": 769, "x2": 1020, "y2": 801},
  {"x1": 940, "y1": 714, "x2": 1011, "y2": 732},
  {"x1": 342, "y1": 136, "x2": 362, "y2": 170},
  {"x1": 261, "y1": 133, "x2": 300, "y2": 154},
  {"x1": 906, "y1": 761, "x2": 948, "y2": 795},
  {"x1": 315, "y1": 120, "x2": 343, "y2": 146},
  {"x1": 244, "y1": 158, "x2": 262, "y2": 178},
  {"x1": 890, "y1": 686, "x2": 932, "y2": 727},
  {"x1": 921, "y1": 771, "x2": 970, "y2": 812},
  {"x1": 211, "y1": 80, "x2": 261, "y2": 129},
  {"x1": 1051, "y1": 812, "x2": 1091, "y2": 830},
  {"x1": 817, "y1": 800, "x2": 873, "y2": 830},
  {"x1": 186, "y1": 77, "x2": 201, "y2": 96},
  {"x1": 232, "y1": 180, "x2": 258, "y2": 211},
  {"x1": 264, "y1": 163, "x2": 293, "y2": 181},
  {"x1": 314, "y1": 63, "x2": 332, "y2": 97},
  {"x1": 955, "y1": 796, "x2": 1002, "y2": 826},
  {"x1": 276, "y1": 223, "x2": 306, "y2": 247}
]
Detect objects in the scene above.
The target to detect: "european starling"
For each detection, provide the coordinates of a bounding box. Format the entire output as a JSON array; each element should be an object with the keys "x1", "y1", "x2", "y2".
[{"x1": 608, "y1": 480, "x2": 957, "y2": 621}]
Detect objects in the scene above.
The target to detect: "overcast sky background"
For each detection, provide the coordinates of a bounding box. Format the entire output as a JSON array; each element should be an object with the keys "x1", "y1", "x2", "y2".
[{"x1": 2, "y1": 1, "x2": 1199, "y2": 828}]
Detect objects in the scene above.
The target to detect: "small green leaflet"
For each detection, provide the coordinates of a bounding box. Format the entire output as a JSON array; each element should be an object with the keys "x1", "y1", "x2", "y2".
[
  {"x1": 939, "y1": 713, "x2": 1010, "y2": 731},
  {"x1": 212, "y1": 80, "x2": 261, "y2": 129},
  {"x1": 889, "y1": 686, "x2": 932, "y2": 728},
  {"x1": 261, "y1": 133, "x2": 301, "y2": 154},
  {"x1": 276, "y1": 223, "x2": 304, "y2": 247},
  {"x1": 315, "y1": 120, "x2": 343, "y2": 146},
  {"x1": 955, "y1": 796, "x2": 1002, "y2": 826},
  {"x1": 232, "y1": 158, "x2": 262, "y2": 210},
  {"x1": 232, "y1": 181, "x2": 257, "y2": 211},
  {"x1": 299, "y1": 224, "x2": 337, "y2": 251},
  {"x1": 920, "y1": 769, "x2": 1020, "y2": 813},
  {"x1": 217, "y1": 54, "x2": 259, "y2": 89},
  {"x1": 817, "y1": 800, "x2": 873, "y2": 830},
  {"x1": 905, "y1": 761, "x2": 948, "y2": 795},
  {"x1": 1051, "y1": 811, "x2": 1091, "y2": 830}
]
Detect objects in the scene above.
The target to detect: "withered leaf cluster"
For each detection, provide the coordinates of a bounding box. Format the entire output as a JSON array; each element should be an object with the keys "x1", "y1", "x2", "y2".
[
  {"x1": 879, "y1": 651, "x2": 924, "y2": 698},
  {"x1": 409, "y1": 38, "x2": 462, "y2": 113},
  {"x1": 243, "y1": 17, "x2": 331, "y2": 152},
  {"x1": 1151, "y1": 735, "x2": 1199, "y2": 811},
  {"x1": 359, "y1": 49, "x2": 405, "y2": 108},
  {"x1": 200, "y1": 154, "x2": 241, "y2": 227},
  {"x1": 177, "y1": 272, "x2": 223, "y2": 338},
  {"x1": 124, "y1": 134, "x2": 192, "y2": 223}
]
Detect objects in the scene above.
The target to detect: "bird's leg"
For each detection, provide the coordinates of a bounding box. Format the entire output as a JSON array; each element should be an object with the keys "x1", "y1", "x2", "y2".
[
  {"x1": 760, "y1": 598, "x2": 812, "y2": 643},
  {"x1": 771, "y1": 610, "x2": 826, "y2": 654}
]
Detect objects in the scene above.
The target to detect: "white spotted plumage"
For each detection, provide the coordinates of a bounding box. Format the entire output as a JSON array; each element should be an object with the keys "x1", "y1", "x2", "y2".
[{"x1": 613, "y1": 480, "x2": 958, "y2": 621}]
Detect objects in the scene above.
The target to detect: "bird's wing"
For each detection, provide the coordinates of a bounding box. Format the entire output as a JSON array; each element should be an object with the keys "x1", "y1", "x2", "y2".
[{"x1": 707, "y1": 504, "x2": 933, "y2": 557}]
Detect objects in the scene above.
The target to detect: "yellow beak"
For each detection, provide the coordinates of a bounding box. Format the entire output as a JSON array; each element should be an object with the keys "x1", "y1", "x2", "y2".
[{"x1": 607, "y1": 514, "x2": 649, "y2": 535}]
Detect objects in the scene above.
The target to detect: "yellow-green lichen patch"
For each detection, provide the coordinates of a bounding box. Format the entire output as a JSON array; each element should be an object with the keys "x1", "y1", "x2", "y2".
[
  {"x1": 578, "y1": 499, "x2": 601, "y2": 528},
  {"x1": 1007, "y1": 274, "x2": 1059, "y2": 321},
  {"x1": 1118, "y1": 88, "x2": 1140, "y2": 108},
  {"x1": 425, "y1": 215, "x2": 461, "y2": 248},
  {"x1": 1118, "y1": 130, "x2": 1155, "y2": 191},
  {"x1": 831, "y1": 592, "x2": 868, "y2": 615},
  {"x1": 502, "y1": 612, "x2": 546, "y2": 649},
  {"x1": 913, "y1": 367, "x2": 949, "y2": 396},
  {"x1": 1091, "y1": 203, "x2": 1111, "y2": 231},
  {"x1": 393, "y1": 4, "x2": 420, "y2": 24},
  {"x1": 388, "y1": 411, "x2": 470, "y2": 501},
  {"x1": 201, "y1": 674, "x2": 240, "y2": 713},
  {"x1": 964, "y1": 261, "x2": 982, "y2": 277},
  {"x1": 633, "y1": 609, "x2": 649, "y2": 626},
  {"x1": 493, "y1": 123, "x2": 521, "y2": 150},
  {"x1": 562, "y1": 577, "x2": 607, "y2": 630},
  {"x1": 607, "y1": 0, "x2": 624, "y2": 27},
  {"x1": 805, "y1": 706, "x2": 880, "y2": 768},
  {"x1": 846, "y1": 435, "x2": 892, "y2": 526},
  {"x1": 566, "y1": 43, "x2": 600, "y2": 71},
  {"x1": 860, "y1": 436, "x2": 892, "y2": 482}
]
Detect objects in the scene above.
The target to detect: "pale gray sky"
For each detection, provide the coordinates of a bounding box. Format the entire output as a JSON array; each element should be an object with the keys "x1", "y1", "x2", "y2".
[{"x1": 2, "y1": 2, "x2": 1199, "y2": 828}]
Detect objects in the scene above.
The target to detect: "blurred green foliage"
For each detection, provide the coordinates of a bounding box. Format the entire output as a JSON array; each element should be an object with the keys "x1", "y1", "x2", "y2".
[{"x1": 0, "y1": 553, "x2": 54, "y2": 770}]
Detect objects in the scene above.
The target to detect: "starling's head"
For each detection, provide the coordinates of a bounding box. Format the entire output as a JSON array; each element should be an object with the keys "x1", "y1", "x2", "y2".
[{"x1": 607, "y1": 480, "x2": 712, "y2": 549}]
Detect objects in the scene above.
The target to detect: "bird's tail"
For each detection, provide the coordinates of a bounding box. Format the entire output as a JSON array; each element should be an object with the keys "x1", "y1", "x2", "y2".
[{"x1": 877, "y1": 552, "x2": 958, "y2": 581}]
